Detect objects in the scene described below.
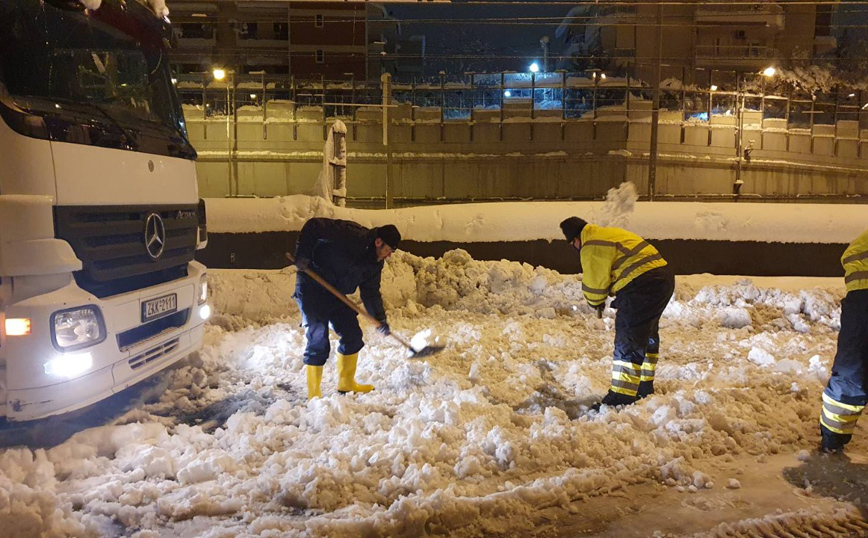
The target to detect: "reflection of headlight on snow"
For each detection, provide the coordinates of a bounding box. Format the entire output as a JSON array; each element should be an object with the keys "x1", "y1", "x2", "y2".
[
  {"x1": 199, "y1": 304, "x2": 211, "y2": 320},
  {"x1": 44, "y1": 352, "x2": 93, "y2": 378}
]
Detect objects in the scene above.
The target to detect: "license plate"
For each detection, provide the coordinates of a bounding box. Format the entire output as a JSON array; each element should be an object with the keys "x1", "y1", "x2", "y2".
[{"x1": 142, "y1": 293, "x2": 177, "y2": 322}]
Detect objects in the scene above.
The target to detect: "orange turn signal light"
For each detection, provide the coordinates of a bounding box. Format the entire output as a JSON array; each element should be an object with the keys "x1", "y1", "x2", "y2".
[{"x1": 6, "y1": 318, "x2": 32, "y2": 336}]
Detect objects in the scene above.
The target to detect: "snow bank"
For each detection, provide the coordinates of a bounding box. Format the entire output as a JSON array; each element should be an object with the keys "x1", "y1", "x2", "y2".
[{"x1": 205, "y1": 188, "x2": 867, "y2": 244}]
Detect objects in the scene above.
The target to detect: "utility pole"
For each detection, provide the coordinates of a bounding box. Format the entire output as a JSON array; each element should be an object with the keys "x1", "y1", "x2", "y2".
[
  {"x1": 647, "y1": 3, "x2": 663, "y2": 201},
  {"x1": 382, "y1": 72, "x2": 393, "y2": 209},
  {"x1": 734, "y1": 76, "x2": 745, "y2": 198},
  {"x1": 231, "y1": 71, "x2": 238, "y2": 196},
  {"x1": 540, "y1": 36, "x2": 550, "y2": 72}
]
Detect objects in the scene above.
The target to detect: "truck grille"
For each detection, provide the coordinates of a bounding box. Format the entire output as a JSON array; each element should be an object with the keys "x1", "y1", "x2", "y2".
[
  {"x1": 55, "y1": 205, "x2": 198, "y2": 298},
  {"x1": 117, "y1": 308, "x2": 191, "y2": 351},
  {"x1": 128, "y1": 338, "x2": 181, "y2": 370}
]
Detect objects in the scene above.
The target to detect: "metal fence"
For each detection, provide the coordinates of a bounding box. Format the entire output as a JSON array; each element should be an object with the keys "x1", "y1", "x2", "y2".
[{"x1": 175, "y1": 68, "x2": 868, "y2": 132}]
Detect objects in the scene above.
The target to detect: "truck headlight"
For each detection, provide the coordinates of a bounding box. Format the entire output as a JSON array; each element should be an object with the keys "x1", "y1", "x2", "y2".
[
  {"x1": 199, "y1": 275, "x2": 208, "y2": 304},
  {"x1": 51, "y1": 306, "x2": 106, "y2": 352}
]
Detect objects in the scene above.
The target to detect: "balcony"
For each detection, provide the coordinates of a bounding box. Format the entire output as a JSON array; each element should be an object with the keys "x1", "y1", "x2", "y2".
[
  {"x1": 695, "y1": 44, "x2": 779, "y2": 69},
  {"x1": 814, "y1": 35, "x2": 837, "y2": 55},
  {"x1": 696, "y1": 3, "x2": 784, "y2": 29},
  {"x1": 176, "y1": 37, "x2": 217, "y2": 49}
]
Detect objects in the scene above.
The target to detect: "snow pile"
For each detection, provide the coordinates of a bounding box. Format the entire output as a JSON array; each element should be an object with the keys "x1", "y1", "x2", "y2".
[
  {"x1": 0, "y1": 250, "x2": 859, "y2": 537},
  {"x1": 591, "y1": 181, "x2": 638, "y2": 228}
]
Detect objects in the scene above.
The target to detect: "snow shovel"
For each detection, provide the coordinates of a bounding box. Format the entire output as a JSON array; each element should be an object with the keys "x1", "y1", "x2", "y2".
[{"x1": 285, "y1": 252, "x2": 444, "y2": 358}]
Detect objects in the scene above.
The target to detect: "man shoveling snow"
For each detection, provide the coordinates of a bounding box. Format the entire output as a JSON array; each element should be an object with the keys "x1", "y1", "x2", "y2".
[
  {"x1": 292, "y1": 217, "x2": 401, "y2": 399},
  {"x1": 561, "y1": 216, "x2": 675, "y2": 409}
]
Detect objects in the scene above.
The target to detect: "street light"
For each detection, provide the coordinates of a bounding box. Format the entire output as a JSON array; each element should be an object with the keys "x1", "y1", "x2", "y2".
[
  {"x1": 735, "y1": 67, "x2": 776, "y2": 198},
  {"x1": 529, "y1": 62, "x2": 539, "y2": 73},
  {"x1": 212, "y1": 67, "x2": 235, "y2": 196}
]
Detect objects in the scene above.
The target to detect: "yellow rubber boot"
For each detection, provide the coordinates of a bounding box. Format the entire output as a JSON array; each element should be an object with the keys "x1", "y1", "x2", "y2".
[
  {"x1": 336, "y1": 353, "x2": 374, "y2": 394},
  {"x1": 306, "y1": 365, "x2": 323, "y2": 400}
]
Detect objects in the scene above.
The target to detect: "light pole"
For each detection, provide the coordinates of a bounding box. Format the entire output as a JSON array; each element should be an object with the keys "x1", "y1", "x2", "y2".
[
  {"x1": 734, "y1": 73, "x2": 745, "y2": 199},
  {"x1": 734, "y1": 66, "x2": 776, "y2": 199},
  {"x1": 647, "y1": 2, "x2": 663, "y2": 201},
  {"x1": 381, "y1": 72, "x2": 393, "y2": 209},
  {"x1": 213, "y1": 67, "x2": 235, "y2": 196}
]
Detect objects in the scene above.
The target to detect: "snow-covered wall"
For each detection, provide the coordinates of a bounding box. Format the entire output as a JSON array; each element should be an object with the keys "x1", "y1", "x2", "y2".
[
  {"x1": 205, "y1": 193, "x2": 867, "y2": 245},
  {"x1": 187, "y1": 101, "x2": 868, "y2": 200}
]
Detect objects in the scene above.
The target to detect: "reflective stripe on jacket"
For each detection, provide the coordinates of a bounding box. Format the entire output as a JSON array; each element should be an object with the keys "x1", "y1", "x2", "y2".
[
  {"x1": 843, "y1": 228, "x2": 868, "y2": 293},
  {"x1": 579, "y1": 224, "x2": 667, "y2": 306}
]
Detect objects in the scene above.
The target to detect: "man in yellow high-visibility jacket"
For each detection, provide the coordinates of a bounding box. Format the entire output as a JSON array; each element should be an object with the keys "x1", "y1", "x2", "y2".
[
  {"x1": 819, "y1": 227, "x2": 868, "y2": 453},
  {"x1": 561, "y1": 217, "x2": 675, "y2": 407}
]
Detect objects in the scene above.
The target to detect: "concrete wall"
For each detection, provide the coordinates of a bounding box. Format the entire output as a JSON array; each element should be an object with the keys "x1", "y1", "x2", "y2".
[
  {"x1": 197, "y1": 231, "x2": 849, "y2": 277},
  {"x1": 188, "y1": 103, "x2": 868, "y2": 201}
]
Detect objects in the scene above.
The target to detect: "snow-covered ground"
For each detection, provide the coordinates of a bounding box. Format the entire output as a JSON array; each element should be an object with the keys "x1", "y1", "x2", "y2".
[{"x1": 4, "y1": 251, "x2": 868, "y2": 538}]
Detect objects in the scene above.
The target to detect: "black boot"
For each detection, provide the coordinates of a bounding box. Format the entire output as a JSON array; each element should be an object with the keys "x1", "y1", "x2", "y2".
[
  {"x1": 590, "y1": 390, "x2": 638, "y2": 411},
  {"x1": 637, "y1": 381, "x2": 654, "y2": 399},
  {"x1": 820, "y1": 426, "x2": 850, "y2": 454}
]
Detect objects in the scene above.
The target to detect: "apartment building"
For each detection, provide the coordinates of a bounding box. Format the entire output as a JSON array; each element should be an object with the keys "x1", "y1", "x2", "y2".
[
  {"x1": 557, "y1": 0, "x2": 839, "y2": 82},
  {"x1": 169, "y1": 0, "x2": 444, "y2": 82}
]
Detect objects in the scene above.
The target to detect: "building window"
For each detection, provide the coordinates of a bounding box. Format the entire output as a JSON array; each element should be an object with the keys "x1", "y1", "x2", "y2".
[
  {"x1": 180, "y1": 63, "x2": 202, "y2": 74},
  {"x1": 238, "y1": 22, "x2": 258, "y2": 40},
  {"x1": 316, "y1": 50, "x2": 325, "y2": 63},
  {"x1": 315, "y1": 14, "x2": 324, "y2": 28},
  {"x1": 815, "y1": 5, "x2": 833, "y2": 36},
  {"x1": 179, "y1": 22, "x2": 215, "y2": 39},
  {"x1": 275, "y1": 22, "x2": 288, "y2": 40}
]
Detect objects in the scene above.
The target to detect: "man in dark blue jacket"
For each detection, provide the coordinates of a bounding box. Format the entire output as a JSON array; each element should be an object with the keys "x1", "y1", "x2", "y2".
[{"x1": 293, "y1": 218, "x2": 401, "y2": 400}]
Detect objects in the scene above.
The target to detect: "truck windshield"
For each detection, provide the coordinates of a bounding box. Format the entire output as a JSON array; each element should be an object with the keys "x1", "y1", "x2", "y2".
[{"x1": 0, "y1": 0, "x2": 195, "y2": 159}]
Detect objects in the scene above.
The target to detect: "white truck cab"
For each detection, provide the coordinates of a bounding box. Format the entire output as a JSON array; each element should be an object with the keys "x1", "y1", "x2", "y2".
[{"x1": 0, "y1": 0, "x2": 209, "y2": 421}]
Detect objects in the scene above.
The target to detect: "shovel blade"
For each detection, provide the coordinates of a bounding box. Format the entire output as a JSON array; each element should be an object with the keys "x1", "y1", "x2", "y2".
[{"x1": 409, "y1": 345, "x2": 445, "y2": 358}]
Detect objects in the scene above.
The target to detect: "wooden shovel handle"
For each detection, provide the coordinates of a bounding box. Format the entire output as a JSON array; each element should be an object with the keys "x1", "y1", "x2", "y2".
[
  {"x1": 285, "y1": 252, "x2": 416, "y2": 351},
  {"x1": 286, "y1": 252, "x2": 378, "y2": 324}
]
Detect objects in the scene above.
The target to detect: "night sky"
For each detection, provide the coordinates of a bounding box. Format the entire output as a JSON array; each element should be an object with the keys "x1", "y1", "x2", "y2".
[{"x1": 382, "y1": 1, "x2": 571, "y2": 75}]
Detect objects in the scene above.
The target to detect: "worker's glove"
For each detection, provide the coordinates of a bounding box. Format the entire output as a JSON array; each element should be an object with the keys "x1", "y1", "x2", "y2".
[
  {"x1": 295, "y1": 257, "x2": 310, "y2": 271},
  {"x1": 377, "y1": 322, "x2": 391, "y2": 336},
  {"x1": 592, "y1": 304, "x2": 605, "y2": 319}
]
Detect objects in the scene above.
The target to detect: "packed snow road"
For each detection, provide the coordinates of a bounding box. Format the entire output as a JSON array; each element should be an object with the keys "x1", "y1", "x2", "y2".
[{"x1": 3, "y1": 250, "x2": 868, "y2": 538}]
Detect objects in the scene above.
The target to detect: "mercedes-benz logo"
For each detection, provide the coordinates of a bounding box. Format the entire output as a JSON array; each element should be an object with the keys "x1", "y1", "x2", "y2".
[{"x1": 144, "y1": 212, "x2": 166, "y2": 260}]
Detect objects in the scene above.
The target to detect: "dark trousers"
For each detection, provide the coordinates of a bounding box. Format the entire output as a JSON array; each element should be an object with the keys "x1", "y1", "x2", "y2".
[
  {"x1": 821, "y1": 289, "x2": 868, "y2": 446},
  {"x1": 610, "y1": 266, "x2": 675, "y2": 397},
  {"x1": 296, "y1": 282, "x2": 364, "y2": 367}
]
